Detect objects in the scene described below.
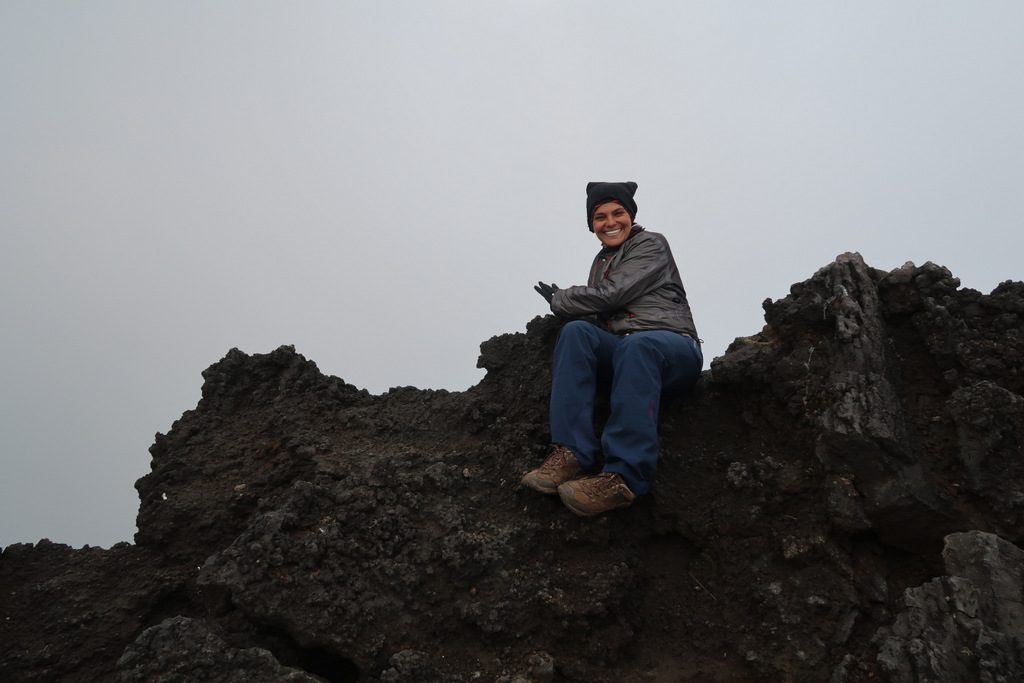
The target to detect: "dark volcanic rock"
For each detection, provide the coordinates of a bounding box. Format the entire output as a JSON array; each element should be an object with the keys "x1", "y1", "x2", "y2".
[
  {"x1": 0, "y1": 540, "x2": 188, "y2": 682},
  {"x1": 3, "y1": 253, "x2": 1024, "y2": 682},
  {"x1": 874, "y1": 531, "x2": 1024, "y2": 682},
  {"x1": 116, "y1": 616, "x2": 322, "y2": 682}
]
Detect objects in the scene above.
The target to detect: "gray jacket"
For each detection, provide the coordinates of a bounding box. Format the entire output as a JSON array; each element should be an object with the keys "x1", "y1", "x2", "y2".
[{"x1": 550, "y1": 226, "x2": 699, "y2": 339}]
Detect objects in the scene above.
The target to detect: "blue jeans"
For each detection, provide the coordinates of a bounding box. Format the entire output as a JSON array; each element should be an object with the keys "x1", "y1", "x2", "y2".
[{"x1": 549, "y1": 320, "x2": 703, "y2": 495}]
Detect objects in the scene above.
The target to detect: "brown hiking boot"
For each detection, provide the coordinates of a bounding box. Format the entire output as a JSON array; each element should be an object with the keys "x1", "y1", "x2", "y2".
[
  {"x1": 521, "y1": 445, "x2": 581, "y2": 494},
  {"x1": 557, "y1": 472, "x2": 636, "y2": 517}
]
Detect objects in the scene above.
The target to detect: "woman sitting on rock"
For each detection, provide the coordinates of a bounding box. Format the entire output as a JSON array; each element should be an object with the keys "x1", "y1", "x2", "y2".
[{"x1": 522, "y1": 181, "x2": 703, "y2": 516}]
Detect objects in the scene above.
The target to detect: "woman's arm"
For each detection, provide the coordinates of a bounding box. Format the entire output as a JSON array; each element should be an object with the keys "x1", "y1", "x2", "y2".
[{"x1": 550, "y1": 235, "x2": 670, "y2": 317}]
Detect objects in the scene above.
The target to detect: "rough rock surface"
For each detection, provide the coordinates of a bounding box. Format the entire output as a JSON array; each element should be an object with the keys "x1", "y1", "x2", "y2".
[
  {"x1": 3, "y1": 253, "x2": 1023, "y2": 682},
  {"x1": 117, "y1": 616, "x2": 322, "y2": 682},
  {"x1": 874, "y1": 531, "x2": 1024, "y2": 682}
]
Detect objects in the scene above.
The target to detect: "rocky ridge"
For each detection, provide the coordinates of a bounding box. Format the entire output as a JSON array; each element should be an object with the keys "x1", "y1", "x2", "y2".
[{"x1": 2, "y1": 252, "x2": 1023, "y2": 682}]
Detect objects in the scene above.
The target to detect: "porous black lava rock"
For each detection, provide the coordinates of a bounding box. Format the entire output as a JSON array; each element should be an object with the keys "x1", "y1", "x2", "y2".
[
  {"x1": 873, "y1": 531, "x2": 1024, "y2": 683},
  {"x1": 117, "y1": 616, "x2": 322, "y2": 682},
  {"x1": 2, "y1": 253, "x2": 1023, "y2": 682}
]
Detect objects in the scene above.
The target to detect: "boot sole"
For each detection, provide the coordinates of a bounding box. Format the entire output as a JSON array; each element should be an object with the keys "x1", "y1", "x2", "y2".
[
  {"x1": 557, "y1": 484, "x2": 634, "y2": 517},
  {"x1": 520, "y1": 473, "x2": 560, "y2": 495}
]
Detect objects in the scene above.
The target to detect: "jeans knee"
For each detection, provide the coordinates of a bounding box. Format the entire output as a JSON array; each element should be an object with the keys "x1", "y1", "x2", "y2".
[
  {"x1": 561, "y1": 320, "x2": 594, "y2": 337},
  {"x1": 557, "y1": 320, "x2": 600, "y2": 347},
  {"x1": 614, "y1": 333, "x2": 661, "y2": 360}
]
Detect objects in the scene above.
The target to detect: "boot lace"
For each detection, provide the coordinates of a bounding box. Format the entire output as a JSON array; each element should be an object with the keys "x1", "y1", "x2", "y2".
[
  {"x1": 538, "y1": 446, "x2": 576, "y2": 475},
  {"x1": 580, "y1": 472, "x2": 624, "y2": 494}
]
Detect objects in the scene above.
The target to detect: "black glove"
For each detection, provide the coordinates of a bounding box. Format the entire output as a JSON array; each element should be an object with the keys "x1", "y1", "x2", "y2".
[{"x1": 534, "y1": 281, "x2": 559, "y2": 304}]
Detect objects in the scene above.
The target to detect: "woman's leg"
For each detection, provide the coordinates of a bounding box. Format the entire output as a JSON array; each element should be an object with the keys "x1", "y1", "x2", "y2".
[
  {"x1": 601, "y1": 332, "x2": 702, "y2": 494},
  {"x1": 549, "y1": 320, "x2": 619, "y2": 471}
]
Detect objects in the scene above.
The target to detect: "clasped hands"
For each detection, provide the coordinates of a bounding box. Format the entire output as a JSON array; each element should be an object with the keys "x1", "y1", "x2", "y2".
[{"x1": 534, "y1": 281, "x2": 559, "y2": 304}]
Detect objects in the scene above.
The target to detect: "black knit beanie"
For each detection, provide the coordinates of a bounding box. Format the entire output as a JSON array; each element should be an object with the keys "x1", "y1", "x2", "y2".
[{"x1": 586, "y1": 181, "x2": 638, "y2": 231}]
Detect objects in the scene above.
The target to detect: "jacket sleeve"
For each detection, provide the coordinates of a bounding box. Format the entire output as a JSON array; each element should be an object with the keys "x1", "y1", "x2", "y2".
[{"x1": 550, "y1": 235, "x2": 670, "y2": 317}]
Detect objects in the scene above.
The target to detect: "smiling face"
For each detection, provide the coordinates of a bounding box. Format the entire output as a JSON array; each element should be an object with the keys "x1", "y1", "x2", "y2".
[{"x1": 592, "y1": 200, "x2": 633, "y2": 248}]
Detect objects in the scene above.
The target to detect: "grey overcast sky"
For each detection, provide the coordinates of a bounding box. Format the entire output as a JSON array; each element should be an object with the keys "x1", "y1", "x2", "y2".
[{"x1": 2, "y1": 2, "x2": 1022, "y2": 549}]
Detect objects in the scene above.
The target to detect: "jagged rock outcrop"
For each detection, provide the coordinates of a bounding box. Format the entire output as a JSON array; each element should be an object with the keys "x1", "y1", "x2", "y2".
[
  {"x1": 2, "y1": 253, "x2": 1023, "y2": 682},
  {"x1": 874, "y1": 531, "x2": 1024, "y2": 682}
]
